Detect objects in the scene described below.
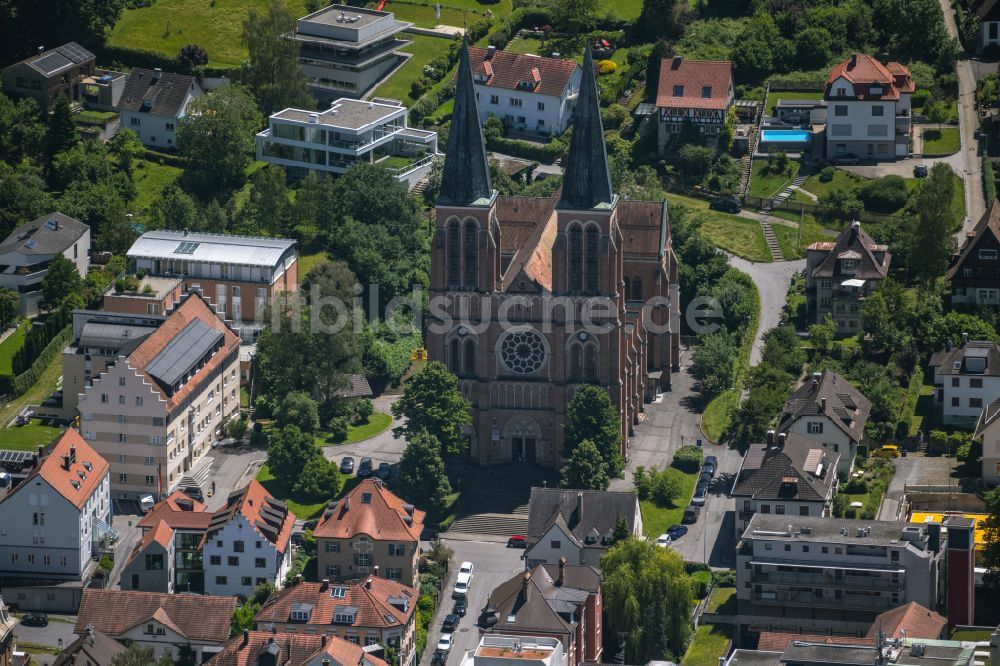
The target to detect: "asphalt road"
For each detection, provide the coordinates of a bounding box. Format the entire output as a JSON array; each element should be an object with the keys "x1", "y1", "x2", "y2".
[
  {"x1": 727, "y1": 256, "x2": 806, "y2": 366},
  {"x1": 669, "y1": 443, "x2": 743, "y2": 567},
  {"x1": 321, "y1": 395, "x2": 408, "y2": 476},
  {"x1": 10, "y1": 613, "x2": 77, "y2": 651},
  {"x1": 419, "y1": 539, "x2": 525, "y2": 666}
]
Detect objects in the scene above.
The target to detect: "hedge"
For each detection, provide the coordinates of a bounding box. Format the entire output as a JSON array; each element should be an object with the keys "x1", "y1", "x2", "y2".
[
  {"x1": 485, "y1": 134, "x2": 565, "y2": 163},
  {"x1": 12, "y1": 309, "x2": 71, "y2": 375},
  {"x1": 985, "y1": 158, "x2": 997, "y2": 207},
  {"x1": 671, "y1": 444, "x2": 704, "y2": 473},
  {"x1": 94, "y1": 43, "x2": 187, "y2": 73},
  {"x1": 3, "y1": 326, "x2": 71, "y2": 397}
]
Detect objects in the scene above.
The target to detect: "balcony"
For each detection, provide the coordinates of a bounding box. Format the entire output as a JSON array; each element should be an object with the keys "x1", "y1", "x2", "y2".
[
  {"x1": 752, "y1": 589, "x2": 896, "y2": 610},
  {"x1": 750, "y1": 571, "x2": 904, "y2": 591}
]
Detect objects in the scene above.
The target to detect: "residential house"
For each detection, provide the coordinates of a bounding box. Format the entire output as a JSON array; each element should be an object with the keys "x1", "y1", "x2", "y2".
[
  {"x1": 654, "y1": 56, "x2": 734, "y2": 152},
  {"x1": 523, "y1": 488, "x2": 641, "y2": 567},
  {"x1": 975, "y1": 396, "x2": 1000, "y2": 485},
  {"x1": 929, "y1": 338, "x2": 1000, "y2": 428},
  {"x1": 0, "y1": 597, "x2": 15, "y2": 666},
  {"x1": 732, "y1": 431, "x2": 840, "y2": 539},
  {"x1": 968, "y1": 1, "x2": 1000, "y2": 53},
  {"x1": 205, "y1": 630, "x2": 391, "y2": 666},
  {"x1": 724, "y1": 637, "x2": 975, "y2": 666},
  {"x1": 0, "y1": 212, "x2": 90, "y2": 316},
  {"x1": 948, "y1": 199, "x2": 1000, "y2": 307},
  {"x1": 824, "y1": 53, "x2": 914, "y2": 159},
  {"x1": 117, "y1": 68, "x2": 203, "y2": 149},
  {"x1": 62, "y1": 309, "x2": 165, "y2": 417},
  {"x1": 133, "y1": 490, "x2": 213, "y2": 592},
  {"x1": 256, "y1": 98, "x2": 439, "y2": 188},
  {"x1": 120, "y1": 520, "x2": 177, "y2": 593},
  {"x1": 73, "y1": 589, "x2": 237, "y2": 662},
  {"x1": 1, "y1": 43, "x2": 96, "y2": 112},
  {"x1": 202, "y1": 480, "x2": 296, "y2": 597},
  {"x1": 51, "y1": 626, "x2": 125, "y2": 666},
  {"x1": 735, "y1": 515, "x2": 950, "y2": 635},
  {"x1": 126, "y1": 230, "x2": 298, "y2": 333},
  {"x1": 0, "y1": 430, "x2": 111, "y2": 592},
  {"x1": 778, "y1": 370, "x2": 870, "y2": 476},
  {"x1": 313, "y1": 478, "x2": 424, "y2": 586},
  {"x1": 254, "y1": 577, "x2": 418, "y2": 666},
  {"x1": 467, "y1": 46, "x2": 581, "y2": 136},
  {"x1": 805, "y1": 221, "x2": 891, "y2": 334},
  {"x1": 77, "y1": 292, "x2": 241, "y2": 499},
  {"x1": 479, "y1": 561, "x2": 602, "y2": 666},
  {"x1": 288, "y1": 5, "x2": 413, "y2": 102},
  {"x1": 460, "y1": 636, "x2": 566, "y2": 666}
]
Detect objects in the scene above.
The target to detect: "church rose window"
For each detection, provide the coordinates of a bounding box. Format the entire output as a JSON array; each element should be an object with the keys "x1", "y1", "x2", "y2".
[{"x1": 500, "y1": 329, "x2": 547, "y2": 374}]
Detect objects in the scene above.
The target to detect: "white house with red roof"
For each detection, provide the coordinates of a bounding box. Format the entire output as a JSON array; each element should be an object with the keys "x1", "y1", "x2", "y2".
[
  {"x1": 468, "y1": 46, "x2": 582, "y2": 135},
  {"x1": 202, "y1": 479, "x2": 296, "y2": 597},
  {"x1": 0, "y1": 429, "x2": 111, "y2": 587},
  {"x1": 654, "y1": 56, "x2": 734, "y2": 152},
  {"x1": 824, "y1": 53, "x2": 914, "y2": 160}
]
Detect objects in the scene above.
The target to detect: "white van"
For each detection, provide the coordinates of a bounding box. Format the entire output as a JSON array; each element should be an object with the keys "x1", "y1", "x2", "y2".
[
  {"x1": 139, "y1": 494, "x2": 155, "y2": 514},
  {"x1": 453, "y1": 572, "x2": 472, "y2": 599}
]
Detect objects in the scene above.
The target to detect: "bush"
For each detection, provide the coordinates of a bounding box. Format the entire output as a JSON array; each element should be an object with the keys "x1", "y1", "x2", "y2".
[
  {"x1": 352, "y1": 398, "x2": 374, "y2": 425},
  {"x1": 691, "y1": 570, "x2": 712, "y2": 598},
  {"x1": 911, "y1": 88, "x2": 931, "y2": 110},
  {"x1": 712, "y1": 569, "x2": 736, "y2": 587},
  {"x1": 598, "y1": 59, "x2": 617, "y2": 74},
  {"x1": 819, "y1": 166, "x2": 836, "y2": 183},
  {"x1": 177, "y1": 44, "x2": 208, "y2": 68},
  {"x1": 857, "y1": 175, "x2": 908, "y2": 214},
  {"x1": 6, "y1": 326, "x2": 71, "y2": 397},
  {"x1": 633, "y1": 465, "x2": 683, "y2": 506},
  {"x1": 328, "y1": 415, "x2": 349, "y2": 441},
  {"x1": 672, "y1": 445, "x2": 704, "y2": 473}
]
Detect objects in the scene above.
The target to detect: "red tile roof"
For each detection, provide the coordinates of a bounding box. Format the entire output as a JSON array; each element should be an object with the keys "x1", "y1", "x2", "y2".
[
  {"x1": 255, "y1": 578, "x2": 416, "y2": 630},
  {"x1": 757, "y1": 633, "x2": 875, "y2": 652},
  {"x1": 314, "y1": 478, "x2": 424, "y2": 542},
  {"x1": 126, "y1": 520, "x2": 175, "y2": 567},
  {"x1": 74, "y1": 590, "x2": 237, "y2": 643},
  {"x1": 826, "y1": 54, "x2": 914, "y2": 100},
  {"x1": 467, "y1": 47, "x2": 579, "y2": 97},
  {"x1": 655, "y1": 57, "x2": 733, "y2": 110},
  {"x1": 206, "y1": 631, "x2": 390, "y2": 666},
  {"x1": 127, "y1": 292, "x2": 240, "y2": 412},
  {"x1": 10, "y1": 429, "x2": 110, "y2": 510},
  {"x1": 868, "y1": 602, "x2": 948, "y2": 640},
  {"x1": 205, "y1": 480, "x2": 296, "y2": 553},
  {"x1": 137, "y1": 490, "x2": 212, "y2": 530}
]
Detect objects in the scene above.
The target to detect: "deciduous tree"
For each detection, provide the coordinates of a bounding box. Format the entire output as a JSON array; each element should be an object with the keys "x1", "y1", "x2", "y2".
[
  {"x1": 41, "y1": 254, "x2": 82, "y2": 311},
  {"x1": 275, "y1": 391, "x2": 321, "y2": 433},
  {"x1": 294, "y1": 455, "x2": 341, "y2": 501},
  {"x1": 242, "y1": 0, "x2": 313, "y2": 115},
  {"x1": 906, "y1": 163, "x2": 957, "y2": 283},
  {"x1": 565, "y1": 385, "x2": 623, "y2": 477},
  {"x1": 392, "y1": 361, "x2": 472, "y2": 458},
  {"x1": 45, "y1": 95, "x2": 78, "y2": 166},
  {"x1": 267, "y1": 425, "x2": 319, "y2": 481},
  {"x1": 561, "y1": 439, "x2": 610, "y2": 490},
  {"x1": 398, "y1": 430, "x2": 452, "y2": 512}
]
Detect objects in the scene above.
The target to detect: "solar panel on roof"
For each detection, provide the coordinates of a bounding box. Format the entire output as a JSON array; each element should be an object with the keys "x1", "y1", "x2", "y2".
[
  {"x1": 0, "y1": 450, "x2": 34, "y2": 464},
  {"x1": 174, "y1": 241, "x2": 200, "y2": 255},
  {"x1": 967, "y1": 347, "x2": 990, "y2": 358},
  {"x1": 145, "y1": 319, "x2": 224, "y2": 388},
  {"x1": 33, "y1": 52, "x2": 72, "y2": 75},
  {"x1": 59, "y1": 43, "x2": 94, "y2": 63},
  {"x1": 23, "y1": 240, "x2": 36, "y2": 249}
]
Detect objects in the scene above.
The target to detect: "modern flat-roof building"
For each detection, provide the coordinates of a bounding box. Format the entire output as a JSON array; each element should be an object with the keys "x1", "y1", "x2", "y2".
[
  {"x1": 725, "y1": 637, "x2": 975, "y2": 666},
  {"x1": 288, "y1": 5, "x2": 413, "y2": 102},
  {"x1": 1, "y1": 43, "x2": 96, "y2": 112},
  {"x1": 460, "y1": 636, "x2": 567, "y2": 666},
  {"x1": 126, "y1": 230, "x2": 298, "y2": 334},
  {"x1": 256, "y1": 98, "x2": 439, "y2": 188},
  {"x1": 0, "y1": 212, "x2": 90, "y2": 316}
]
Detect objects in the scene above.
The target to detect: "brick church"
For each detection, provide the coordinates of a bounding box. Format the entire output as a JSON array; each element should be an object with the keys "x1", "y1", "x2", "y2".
[{"x1": 427, "y1": 41, "x2": 681, "y2": 467}]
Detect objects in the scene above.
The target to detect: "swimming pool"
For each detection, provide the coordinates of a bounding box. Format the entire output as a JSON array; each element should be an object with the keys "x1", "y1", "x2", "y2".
[{"x1": 761, "y1": 129, "x2": 811, "y2": 143}]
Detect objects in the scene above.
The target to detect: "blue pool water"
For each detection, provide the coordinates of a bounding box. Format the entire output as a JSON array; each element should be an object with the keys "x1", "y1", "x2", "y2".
[{"x1": 761, "y1": 129, "x2": 810, "y2": 143}]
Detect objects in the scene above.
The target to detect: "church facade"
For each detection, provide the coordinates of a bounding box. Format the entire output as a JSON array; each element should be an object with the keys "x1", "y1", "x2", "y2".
[{"x1": 427, "y1": 42, "x2": 681, "y2": 467}]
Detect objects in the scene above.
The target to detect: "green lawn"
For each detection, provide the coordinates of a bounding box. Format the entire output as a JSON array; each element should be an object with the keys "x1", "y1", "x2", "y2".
[
  {"x1": 109, "y1": 0, "x2": 309, "y2": 68},
  {"x1": 706, "y1": 586, "x2": 737, "y2": 614},
  {"x1": 639, "y1": 468, "x2": 698, "y2": 537},
  {"x1": 256, "y1": 463, "x2": 351, "y2": 520},
  {"x1": 0, "y1": 419, "x2": 66, "y2": 451},
  {"x1": 297, "y1": 251, "x2": 329, "y2": 282},
  {"x1": 766, "y1": 90, "x2": 824, "y2": 116},
  {"x1": 702, "y1": 388, "x2": 737, "y2": 442},
  {"x1": 683, "y1": 625, "x2": 733, "y2": 666},
  {"x1": 923, "y1": 127, "x2": 961, "y2": 156},
  {"x1": 950, "y1": 628, "x2": 995, "y2": 641},
  {"x1": 506, "y1": 35, "x2": 543, "y2": 55},
  {"x1": 749, "y1": 160, "x2": 799, "y2": 200},
  {"x1": 0, "y1": 348, "x2": 63, "y2": 431},
  {"x1": 327, "y1": 412, "x2": 392, "y2": 445},
  {"x1": 76, "y1": 110, "x2": 118, "y2": 124},
  {"x1": 131, "y1": 159, "x2": 183, "y2": 216},
  {"x1": 800, "y1": 168, "x2": 863, "y2": 200},
  {"x1": 696, "y1": 212, "x2": 771, "y2": 262},
  {"x1": 771, "y1": 215, "x2": 830, "y2": 260},
  {"x1": 371, "y1": 35, "x2": 457, "y2": 105},
  {"x1": 388, "y1": 3, "x2": 475, "y2": 28},
  {"x1": 0, "y1": 321, "x2": 28, "y2": 376}
]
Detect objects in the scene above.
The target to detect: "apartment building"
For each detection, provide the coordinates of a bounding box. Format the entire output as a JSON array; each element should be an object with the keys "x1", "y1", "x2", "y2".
[
  {"x1": 732, "y1": 431, "x2": 839, "y2": 539},
  {"x1": 1, "y1": 43, "x2": 96, "y2": 112},
  {"x1": 468, "y1": 46, "x2": 581, "y2": 135},
  {"x1": 206, "y1": 631, "x2": 391, "y2": 666},
  {"x1": 654, "y1": 56, "x2": 734, "y2": 152},
  {"x1": 824, "y1": 54, "x2": 914, "y2": 159},
  {"x1": 778, "y1": 370, "x2": 870, "y2": 476},
  {"x1": 929, "y1": 338, "x2": 1000, "y2": 428},
  {"x1": 736, "y1": 515, "x2": 945, "y2": 634},
  {"x1": 117, "y1": 68, "x2": 204, "y2": 150},
  {"x1": 975, "y1": 397, "x2": 1000, "y2": 485},
  {"x1": 461, "y1": 636, "x2": 567, "y2": 666},
  {"x1": 480, "y1": 561, "x2": 603, "y2": 666},
  {"x1": 202, "y1": 480, "x2": 296, "y2": 597},
  {"x1": 806, "y1": 221, "x2": 891, "y2": 335},
  {"x1": 288, "y1": 5, "x2": 413, "y2": 102},
  {"x1": 0, "y1": 430, "x2": 111, "y2": 585},
  {"x1": 255, "y1": 577, "x2": 418, "y2": 666},
  {"x1": 313, "y1": 478, "x2": 424, "y2": 586},
  {"x1": 725, "y1": 636, "x2": 975, "y2": 666},
  {"x1": 0, "y1": 212, "x2": 90, "y2": 316},
  {"x1": 132, "y1": 490, "x2": 212, "y2": 592},
  {"x1": 256, "y1": 98, "x2": 438, "y2": 187},
  {"x1": 948, "y1": 199, "x2": 1000, "y2": 307},
  {"x1": 77, "y1": 292, "x2": 241, "y2": 499},
  {"x1": 126, "y1": 230, "x2": 298, "y2": 332},
  {"x1": 74, "y1": 589, "x2": 237, "y2": 663},
  {"x1": 524, "y1": 488, "x2": 641, "y2": 568}
]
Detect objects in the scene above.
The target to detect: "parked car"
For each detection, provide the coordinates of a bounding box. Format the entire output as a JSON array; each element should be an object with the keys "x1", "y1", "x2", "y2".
[
  {"x1": 507, "y1": 535, "x2": 527, "y2": 548},
  {"x1": 20, "y1": 613, "x2": 48, "y2": 627},
  {"x1": 702, "y1": 460, "x2": 716, "y2": 478},
  {"x1": 459, "y1": 561, "x2": 474, "y2": 575},
  {"x1": 833, "y1": 154, "x2": 859, "y2": 165},
  {"x1": 691, "y1": 482, "x2": 709, "y2": 505},
  {"x1": 291, "y1": 532, "x2": 305, "y2": 547},
  {"x1": 873, "y1": 445, "x2": 901, "y2": 459},
  {"x1": 699, "y1": 471, "x2": 713, "y2": 485},
  {"x1": 683, "y1": 505, "x2": 701, "y2": 524},
  {"x1": 358, "y1": 457, "x2": 373, "y2": 477},
  {"x1": 340, "y1": 457, "x2": 355, "y2": 474},
  {"x1": 655, "y1": 534, "x2": 672, "y2": 548},
  {"x1": 709, "y1": 196, "x2": 743, "y2": 214},
  {"x1": 453, "y1": 572, "x2": 472, "y2": 598},
  {"x1": 667, "y1": 524, "x2": 688, "y2": 539},
  {"x1": 442, "y1": 614, "x2": 459, "y2": 632},
  {"x1": 302, "y1": 520, "x2": 318, "y2": 531},
  {"x1": 376, "y1": 462, "x2": 391, "y2": 480},
  {"x1": 704, "y1": 455, "x2": 718, "y2": 467},
  {"x1": 436, "y1": 634, "x2": 454, "y2": 653},
  {"x1": 139, "y1": 494, "x2": 155, "y2": 514},
  {"x1": 914, "y1": 164, "x2": 928, "y2": 178},
  {"x1": 453, "y1": 597, "x2": 468, "y2": 617},
  {"x1": 180, "y1": 486, "x2": 204, "y2": 502},
  {"x1": 431, "y1": 653, "x2": 447, "y2": 666}
]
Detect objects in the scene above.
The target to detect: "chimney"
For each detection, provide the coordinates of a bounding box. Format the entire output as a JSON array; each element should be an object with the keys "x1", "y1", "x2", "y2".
[
  {"x1": 373, "y1": 565, "x2": 379, "y2": 578},
  {"x1": 777, "y1": 432, "x2": 786, "y2": 446},
  {"x1": 295, "y1": 574, "x2": 303, "y2": 585},
  {"x1": 521, "y1": 571, "x2": 532, "y2": 600},
  {"x1": 576, "y1": 492, "x2": 583, "y2": 522},
  {"x1": 62, "y1": 454, "x2": 71, "y2": 471},
  {"x1": 37, "y1": 445, "x2": 44, "y2": 459},
  {"x1": 558, "y1": 556, "x2": 566, "y2": 586},
  {"x1": 487, "y1": 45, "x2": 496, "y2": 59},
  {"x1": 812, "y1": 371, "x2": 821, "y2": 386},
  {"x1": 242, "y1": 630, "x2": 249, "y2": 648},
  {"x1": 850, "y1": 54, "x2": 857, "y2": 69},
  {"x1": 365, "y1": 577, "x2": 373, "y2": 589},
  {"x1": 323, "y1": 661, "x2": 331, "y2": 666},
  {"x1": 153, "y1": 67, "x2": 162, "y2": 80},
  {"x1": 962, "y1": 332, "x2": 969, "y2": 345},
  {"x1": 183, "y1": 228, "x2": 189, "y2": 236},
  {"x1": 321, "y1": 579, "x2": 329, "y2": 591},
  {"x1": 946, "y1": 340, "x2": 952, "y2": 352},
  {"x1": 38, "y1": 46, "x2": 45, "y2": 54},
  {"x1": 70, "y1": 445, "x2": 76, "y2": 463},
  {"x1": 672, "y1": 55, "x2": 682, "y2": 69},
  {"x1": 766, "y1": 430, "x2": 775, "y2": 446},
  {"x1": 344, "y1": 495, "x2": 350, "y2": 510}
]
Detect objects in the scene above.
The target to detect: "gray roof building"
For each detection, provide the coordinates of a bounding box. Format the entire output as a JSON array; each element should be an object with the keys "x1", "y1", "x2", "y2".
[
  {"x1": 118, "y1": 68, "x2": 199, "y2": 118},
  {"x1": 0, "y1": 212, "x2": 89, "y2": 258},
  {"x1": 929, "y1": 339, "x2": 1000, "y2": 376},
  {"x1": 779, "y1": 370, "x2": 871, "y2": 444},
  {"x1": 127, "y1": 230, "x2": 297, "y2": 269},
  {"x1": 732, "y1": 433, "x2": 839, "y2": 502},
  {"x1": 526, "y1": 487, "x2": 641, "y2": 552},
  {"x1": 52, "y1": 626, "x2": 126, "y2": 666}
]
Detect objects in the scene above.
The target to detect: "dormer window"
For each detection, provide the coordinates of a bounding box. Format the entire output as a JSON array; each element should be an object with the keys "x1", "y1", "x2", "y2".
[
  {"x1": 841, "y1": 259, "x2": 857, "y2": 273},
  {"x1": 291, "y1": 609, "x2": 311, "y2": 621},
  {"x1": 672, "y1": 84, "x2": 684, "y2": 97},
  {"x1": 331, "y1": 587, "x2": 347, "y2": 598},
  {"x1": 869, "y1": 84, "x2": 882, "y2": 96},
  {"x1": 334, "y1": 606, "x2": 358, "y2": 624},
  {"x1": 701, "y1": 85, "x2": 712, "y2": 98}
]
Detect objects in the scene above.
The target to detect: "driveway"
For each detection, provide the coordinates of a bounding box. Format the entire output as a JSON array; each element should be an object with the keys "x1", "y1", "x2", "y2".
[
  {"x1": 419, "y1": 539, "x2": 525, "y2": 666},
  {"x1": 727, "y1": 256, "x2": 806, "y2": 365},
  {"x1": 10, "y1": 613, "x2": 77, "y2": 651},
  {"x1": 839, "y1": 152, "x2": 964, "y2": 180},
  {"x1": 669, "y1": 444, "x2": 743, "y2": 567},
  {"x1": 321, "y1": 394, "x2": 407, "y2": 473}
]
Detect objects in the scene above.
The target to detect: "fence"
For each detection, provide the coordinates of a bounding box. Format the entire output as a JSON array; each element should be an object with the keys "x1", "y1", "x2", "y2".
[{"x1": 743, "y1": 195, "x2": 904, "y2": 224}]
